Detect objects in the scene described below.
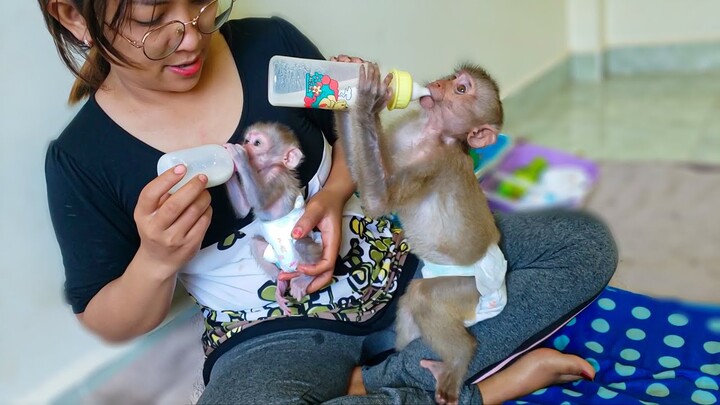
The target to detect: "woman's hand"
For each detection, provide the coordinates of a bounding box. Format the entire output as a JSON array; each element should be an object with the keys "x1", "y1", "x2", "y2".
[
  {"x1": 330, "y1": 54, "x2": 365, "y2": 64},
  {"x1": 278, "y1": 186, "x2": 345, "y2": 293},
  {"x1": 134, "y1": 165, "x2": 213, "y2": 279}
]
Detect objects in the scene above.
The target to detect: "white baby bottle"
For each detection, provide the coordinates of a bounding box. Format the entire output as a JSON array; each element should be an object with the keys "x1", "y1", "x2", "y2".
[
  {"x1": 157, "y1": 144, "x2": 235, "y2": 194},
  {"x1": 267, "y1": 55, "x2": 430, "y2": 111}
]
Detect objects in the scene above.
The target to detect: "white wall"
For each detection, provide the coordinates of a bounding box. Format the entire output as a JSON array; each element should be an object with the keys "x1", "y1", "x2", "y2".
[
  {"x1": 1, "y1": 3, "x2": 142, "y2": 403},
  {"x1": 4, "y1": 0, "x2": 568, "y2": 402},
  {"x1": 234, "y1": 0, "x2": 568, "y2": 98},
  {"x1": 567, "y1": 0, "x2": 720, "y2": 51},
  {"x1": 566, "y1": 0, "x2": 604, "y2": 53}
]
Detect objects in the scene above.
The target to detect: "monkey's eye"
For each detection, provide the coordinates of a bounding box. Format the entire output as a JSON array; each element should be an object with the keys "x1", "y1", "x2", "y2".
[
  {"x1": 243, "y1": 139, "x2": 249, "y2": 144},
  {"x1": 456, "y1": 84, "x2": 467, "y2": 94},
  {"x1": 253, "y1": 140, "x2": 261, "y2": 147}
]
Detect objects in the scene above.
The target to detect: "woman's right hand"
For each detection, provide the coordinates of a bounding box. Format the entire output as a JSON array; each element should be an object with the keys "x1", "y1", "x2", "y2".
[{"x1": 134, "y1": 164, "x2": 213, "y2": 279}]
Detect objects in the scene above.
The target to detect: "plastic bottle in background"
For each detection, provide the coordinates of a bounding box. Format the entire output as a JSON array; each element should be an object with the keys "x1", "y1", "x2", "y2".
[
  {"x1": 156, "y1": 144, "x2": 235, "y2": 194},
  {"x1": 267, "y1": 55, "x2": 430, "y2": 111}
]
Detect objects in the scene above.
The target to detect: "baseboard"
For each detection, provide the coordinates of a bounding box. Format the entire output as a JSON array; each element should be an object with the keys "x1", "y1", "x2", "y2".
[{"x1": 609, "y1": 40, "x2": 720, "y2": 74}]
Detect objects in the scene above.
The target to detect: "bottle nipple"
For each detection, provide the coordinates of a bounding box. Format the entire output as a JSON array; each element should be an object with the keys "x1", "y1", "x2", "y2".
[{"x1": 387, "y1": 69, "x2": 431, "y2": 110}]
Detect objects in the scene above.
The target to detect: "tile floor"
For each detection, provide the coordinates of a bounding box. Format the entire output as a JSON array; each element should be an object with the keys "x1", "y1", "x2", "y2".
[{"x1": 502, "y1": 71, "x2": 720, "y2": 305}]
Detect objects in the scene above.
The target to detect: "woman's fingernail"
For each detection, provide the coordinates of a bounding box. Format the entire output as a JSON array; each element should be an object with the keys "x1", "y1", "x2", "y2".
[
  {"x1": 580, "y1": 371, "x2": 594, "y2": 381},
  {"x1": 174, "y1": 165, "x2": 186, "y2": 174},
  {"x1": 198, "y1": 174, "x2": 208, "y2": 183},
  {"x1": 292, "y1": 228, "x2": 302, "y2": 238}
]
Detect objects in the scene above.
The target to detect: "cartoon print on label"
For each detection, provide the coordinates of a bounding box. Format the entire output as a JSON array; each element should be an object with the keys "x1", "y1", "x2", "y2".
[{"x1": 304, "y1": 72, "x2": 351, "y2": 110}]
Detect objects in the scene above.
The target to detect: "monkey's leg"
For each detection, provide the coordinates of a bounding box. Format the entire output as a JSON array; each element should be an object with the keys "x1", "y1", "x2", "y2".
[
  {"x1": 395, "y1": 283, "x2": 422, "y2": 350},
  {"x1": 287, "y1": 236, "x2": 323, "y2": 301},
  {"x1": 420, "y1": 314, "x2": 476, "y2": 404},
  {"x1": 414, "y1": 300, "x2": 476, "y2": 405},
  {"x1": 250, "y1": 236, "x2": 291, "y2": 315},
  {"x1": 294, "y1": 236, "x2": 323, "y2": 263},
  {"x1": 288, "y1": 275, "x2": 315, "y2": 301}
]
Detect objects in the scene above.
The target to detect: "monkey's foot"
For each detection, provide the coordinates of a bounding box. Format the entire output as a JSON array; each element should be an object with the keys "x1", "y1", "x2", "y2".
[
  {"x1": 475, "y1": 347, "x2": 595, "y2": 405},
  {"x1": 275, "y1": 279, "x2": 291, "y2": 315},
  {"x1": 419, "y1": 360, "x2": 460, "y2": 405},
  {"x1": 289, "y1": 274, "x2": 314, "y2": 301}
]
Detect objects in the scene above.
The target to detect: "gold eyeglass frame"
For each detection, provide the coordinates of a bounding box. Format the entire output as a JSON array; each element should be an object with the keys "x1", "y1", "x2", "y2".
[{"x1": 116, "y1": 0, "x2": 235, "y2": 61}]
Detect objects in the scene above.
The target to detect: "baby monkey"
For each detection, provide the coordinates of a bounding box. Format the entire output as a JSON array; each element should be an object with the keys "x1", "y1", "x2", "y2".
[
  {"x1": 225, "y1": 123, "x2": 322, "y2": 315},
  {"x1": 335, "y1": 63, "x2": 507, "y2": 404}
]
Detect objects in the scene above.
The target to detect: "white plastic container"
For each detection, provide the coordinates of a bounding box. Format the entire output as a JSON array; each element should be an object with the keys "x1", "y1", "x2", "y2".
[
  {"x1": 156, "y1": 144, "x2": 234, "y2": 194},
  {"x1": 268, "y1": 55, "x2": 430, "y2": 111}
]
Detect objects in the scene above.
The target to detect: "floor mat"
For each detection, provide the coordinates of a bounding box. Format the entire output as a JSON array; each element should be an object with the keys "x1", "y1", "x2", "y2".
[{"x1": 508, "y1": 287, "x2": 720, "y2": 405}]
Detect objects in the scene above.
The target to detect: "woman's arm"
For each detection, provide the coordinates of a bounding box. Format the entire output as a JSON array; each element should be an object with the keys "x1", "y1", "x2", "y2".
[{"x1": 79, "y1": 167, "x2": 212, "y2": 342}]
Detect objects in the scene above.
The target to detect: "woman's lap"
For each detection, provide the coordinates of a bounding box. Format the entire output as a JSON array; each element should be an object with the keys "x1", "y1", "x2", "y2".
[
  {"x1": 361, "y1": 209, "x2": 618, "y2": 403},
  {"x1": 198, "y1": 329, "x2": 364, "y2": 404},
  {"x1": 199, "y1": 209, "x2": 618, "y2": 404}
]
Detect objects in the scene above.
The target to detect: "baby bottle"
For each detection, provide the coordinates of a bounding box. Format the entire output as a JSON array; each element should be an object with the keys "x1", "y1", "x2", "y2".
[
  {"x1": 267, "y1": 55, "x2": 430, "y2": 111},
  {"x1": 157, "y1": 144, "x2": 235, "y2": 194}
]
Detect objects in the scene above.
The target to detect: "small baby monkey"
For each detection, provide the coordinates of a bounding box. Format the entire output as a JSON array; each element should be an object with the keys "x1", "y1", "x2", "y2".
[
  {"x1": 225, "y1": 123, "x2": 322, "y2": 315},
  {"x1": 335, "y1": 63, "x2": 507, "y2": 404}
]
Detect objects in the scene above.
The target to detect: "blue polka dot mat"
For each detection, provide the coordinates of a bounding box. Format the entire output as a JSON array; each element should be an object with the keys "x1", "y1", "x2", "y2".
[{"x1": 507, "y1": 287, "x2": 720, "y2": 405}]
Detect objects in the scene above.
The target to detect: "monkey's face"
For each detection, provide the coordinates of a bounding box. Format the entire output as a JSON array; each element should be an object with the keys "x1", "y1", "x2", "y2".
[
  {"x1": 243, "y1": 130, "x2": 272, "y2": 170},
  {"x1": 423, "y1": 71, "x2": 486, "y2": 135}
]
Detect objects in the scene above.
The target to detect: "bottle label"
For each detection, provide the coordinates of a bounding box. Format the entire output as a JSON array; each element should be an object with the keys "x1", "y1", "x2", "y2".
[{"x1": 303, "y1": 72, "x2": 356, "y2": 110}]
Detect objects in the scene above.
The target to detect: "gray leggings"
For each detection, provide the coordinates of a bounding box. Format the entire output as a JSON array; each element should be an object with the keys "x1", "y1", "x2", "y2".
[{"x1": 198, "y1": 210, "x2": 618, "y2": 405}]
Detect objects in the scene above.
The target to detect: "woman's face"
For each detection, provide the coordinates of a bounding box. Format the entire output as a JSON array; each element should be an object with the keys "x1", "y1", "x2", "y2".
[{"x1": 104, "y1": 0, "x2": 219, "y2": 93}]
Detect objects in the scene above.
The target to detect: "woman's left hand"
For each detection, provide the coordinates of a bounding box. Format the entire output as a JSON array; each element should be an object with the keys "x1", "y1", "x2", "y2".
[{"x1": 278, "y1": 188, "x2": 344, "y2": 293}]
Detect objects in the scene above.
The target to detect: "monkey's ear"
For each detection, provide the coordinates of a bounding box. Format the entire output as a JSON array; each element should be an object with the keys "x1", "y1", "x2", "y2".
[
  {"x1": 467, "y1": 125, "x2": 499, "y2": 149},
  {"x1": 284, "y1": 147, "x2": 304, "y2": 169}
]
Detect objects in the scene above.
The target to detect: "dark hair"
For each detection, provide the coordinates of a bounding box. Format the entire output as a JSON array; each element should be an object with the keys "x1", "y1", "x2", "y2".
[{"x1": 38, "y1": 0, "x2": 141, "y2": 104}]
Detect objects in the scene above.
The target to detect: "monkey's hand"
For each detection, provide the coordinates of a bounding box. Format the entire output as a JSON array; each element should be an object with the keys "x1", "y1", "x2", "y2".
[
  {"x1": 224, "y1": 142, "x2": 249, "y2": 165},
  {"x1": 330, "y1": 54, "x2": 365, "y2": 64},
  {"x1": 356, "y1": 63, "x2": 393, "y2": 115}
]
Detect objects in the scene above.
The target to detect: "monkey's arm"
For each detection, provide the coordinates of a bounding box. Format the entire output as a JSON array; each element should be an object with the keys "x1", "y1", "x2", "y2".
[
  {"x1": 335, "y1": 64, "x2": 394, "y2": 217},
  {"x1": 336, "y1": 111, "x2": 391, "y2": 217},
  {"x1": 224, "y1": 163, "x2": 251, "y2": 218},
  {"x1": 225, "y1": 144, "x2": 286, "y2": 212}
]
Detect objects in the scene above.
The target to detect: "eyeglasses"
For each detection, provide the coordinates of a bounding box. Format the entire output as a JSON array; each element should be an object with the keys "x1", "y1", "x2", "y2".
[{"x1": 117, "y1": 0, "x2": 235, "y2": 61}]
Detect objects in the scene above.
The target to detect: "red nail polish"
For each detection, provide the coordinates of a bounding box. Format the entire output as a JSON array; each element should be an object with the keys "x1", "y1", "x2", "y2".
[{"x1": 580, "y1": 371, "x2": 594, "y2": 381}]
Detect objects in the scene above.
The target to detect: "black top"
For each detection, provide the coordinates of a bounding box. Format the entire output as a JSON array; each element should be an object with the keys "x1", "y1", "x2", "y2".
[{"x1": 45, "y1": 17, "x2": 337, "y2": 314}]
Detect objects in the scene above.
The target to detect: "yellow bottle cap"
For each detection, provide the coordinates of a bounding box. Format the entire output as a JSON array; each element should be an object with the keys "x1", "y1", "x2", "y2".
[{"x1": 388, "y1": 69, "x2": 413, "y2": 110}]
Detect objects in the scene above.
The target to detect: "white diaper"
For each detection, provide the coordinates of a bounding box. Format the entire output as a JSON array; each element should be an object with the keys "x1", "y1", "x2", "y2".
[
  {"x1": 420, "y1": 244, "x2": 508, "y2": 326},
  {"x1": 260, "y1": 196, "x2": 320, "y2": 272}
]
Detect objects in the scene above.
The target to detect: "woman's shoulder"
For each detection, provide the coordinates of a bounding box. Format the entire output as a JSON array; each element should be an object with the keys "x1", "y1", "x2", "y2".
[
  {"x1": 49, "y1": 97, "x2": 116, "y2": 160},
  {"x1": 222, "y1": 17, "x2": 322, "y2": 60},
  {"x1": 223, "y1": 16, "x2": 302, "y2": 39},
  {"x1": 46, "y1": 96, "x2": 156, "y2": 200}
]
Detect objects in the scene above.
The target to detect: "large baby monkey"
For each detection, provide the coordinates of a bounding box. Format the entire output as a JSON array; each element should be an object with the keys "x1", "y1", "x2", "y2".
[
  {"x1": 225, "y1": 123, "x2": 322, "y2": 315},
  {"x1": 335, "y1": 63, "x2": 507, "y2": 404}
]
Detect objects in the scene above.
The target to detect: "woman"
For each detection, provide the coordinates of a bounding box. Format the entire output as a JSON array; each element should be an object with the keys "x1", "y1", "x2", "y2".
[{"x1": 38, "y1": 0, "x2": 618, "y2": 403}]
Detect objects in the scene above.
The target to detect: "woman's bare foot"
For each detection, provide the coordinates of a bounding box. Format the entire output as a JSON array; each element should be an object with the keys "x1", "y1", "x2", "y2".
[
  {"x1": 347, "y1": 366, "x2": 367, "y2": 396},
  {"x1": 474, "y1": 347, "x2": 595, "y2": 405}
]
